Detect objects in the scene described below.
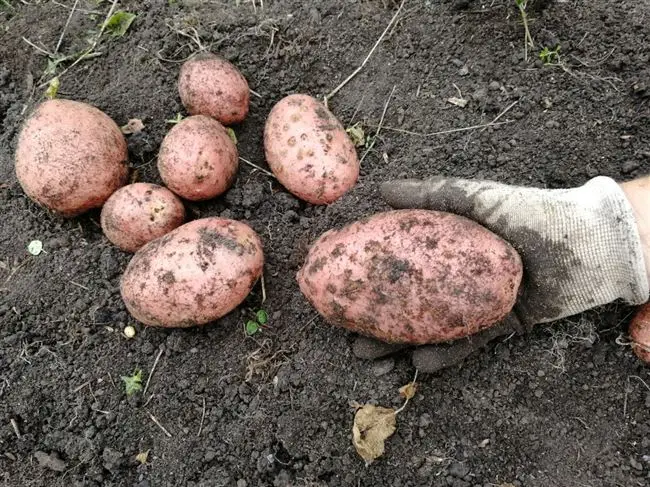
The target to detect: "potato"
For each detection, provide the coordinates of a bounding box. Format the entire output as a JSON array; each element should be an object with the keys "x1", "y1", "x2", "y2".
[
  {"x1": 629, "y1": 303, "x2": 650, "y2": 363},
  {"x1": 264, "y1": 94, "x2": 359, "y2": 205},
  {"x1": 157, "y1": 115, "x2": 238, "y2": 201},
  {"x1": 297, "y1": 209, "x2": 523, "y2": 345},
  {"x1": 15, "y1": 99, "x2": 128, "y2": 217},
  {"x1": 120, "y1": 217, "x2": 264, "y2": 327},
  {"x1": 178, "y1": 53, "x2": 250, "y2": 125},
  {"x1": 100, "y1": 183, "x2": 186, "y2": 253}
]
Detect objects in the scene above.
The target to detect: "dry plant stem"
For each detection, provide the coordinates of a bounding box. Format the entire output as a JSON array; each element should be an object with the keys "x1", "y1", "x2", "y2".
[
  {"x1": 323, "y1": 0, "x2": 406, "y2": 106},
  {"x1": 394, "y1": 369, "x2": 418, "y2": 415},
  {"x1": 39, "y1": 0, "x2": 119, "y2": 88},
  {"x1": 239, "y1": 156, "x2": 276, "y2": 178},
  {"x1": 479, "y1": 100, "x2": 518, "y2": 132},
  {"x1": 360, "y1": 85, "x2": 396, "y2": 164},
  {"x1": 55, "y1": 0, "x2": 79, "y2": 54},
  {"x1": 197, "y1": 397, "x2": 206, "y2": 436},
  {"x1": 147, "y1": 411, "x2": 172, "y2": 437},
  {"x1": 143, "y1": 347, "x2": 164, "y2": 396},
  {"x1": 379, "y1": 120, "x2": 512, "y2": 137},
  {"x1": 517, "y1": 2, "x2": 534, "y2": 61}
]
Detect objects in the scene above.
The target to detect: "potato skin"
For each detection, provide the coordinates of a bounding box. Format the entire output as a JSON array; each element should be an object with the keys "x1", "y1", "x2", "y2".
[
  {"x1": 120, "y1": 217, "x2": 264, "y2": 328},
  {"x1": 15, "y1": 99, "x2": 128, "y2": 217},
  {"x1": 629, "y1": 303, "x2": 650, "y2": 364},
  {"x1": 178, "y1": 53, "x2": 250, "y2": 125},
  {"x1": 297, "y1": 209, "x2": 523, "y2": 345},
  {"x1": 157, "y1": 115, "x2": 238, "y2": 201},
  {"x1": 100, "y1": 183, "x2": 186, "y2": 253},
  {"x1": 264, "y1": 94, "x2": 359, "y2": 205}
]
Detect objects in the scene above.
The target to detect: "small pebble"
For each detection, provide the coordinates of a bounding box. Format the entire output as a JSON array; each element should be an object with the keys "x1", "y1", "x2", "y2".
[
  {"x1": 622, "y1": 160, "x2": 640, "y2": 174},
  {"x1": 489, "y1": 81, "x2": 501, "y2": 91},
  {"x1": 124, "y1": 325, "x2": 136, "y2": 338},
  {"x1": 371, "y1": 358, "x2": 395, "y2": 376}
]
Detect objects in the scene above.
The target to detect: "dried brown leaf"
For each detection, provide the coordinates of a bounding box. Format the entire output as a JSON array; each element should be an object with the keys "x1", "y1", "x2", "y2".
[
  {"x1": 121, "y1": 118, "x2": 144, "y2": 135},
  {"x1": 352, "y1": 405, "x2": 396, "y2": 466},
  {"x1": 398, "y1": 382, "x2": 418, "y2": 400}
]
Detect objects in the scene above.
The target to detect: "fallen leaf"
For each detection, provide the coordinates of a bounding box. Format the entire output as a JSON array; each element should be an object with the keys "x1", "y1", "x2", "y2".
[
  {"x1": 447, "y1": 97, "x2": 468, "y2": 108},
  {"x1": 27, "y1": 240, "x2": 43, "y2": 256},
  {"x1": 398, "y1": 381, "x2": 417, "y2": 400},
  {"x1": 346, "y1": 123, "x2": 366, "y2": 147},
  {"x1": 352, "y1": 404, "x2": 396, "y2": 466},
  {"x1": 45, "y1": 77, "x2": 60, "y2": 100},
  {"x1": 103, "y1": 11, "x2": 137, "y2": 38},
  {"x1": 121, "y1": 118, "x2": 144, "y2": 135},
  {"x1": 226, "y1": 127, "x2": 238, "y2": 145},
  {"x1": 135, "y1": 450, "x2": 149, "y2": 464}
]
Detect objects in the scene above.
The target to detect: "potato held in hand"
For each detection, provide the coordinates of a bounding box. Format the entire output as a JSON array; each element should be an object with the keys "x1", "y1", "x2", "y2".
[
  {"x1": 121, "y1": 218, "x2": 263, "y2": 327},
  {"x1": 158, "y1": 115, "x2": 238, "y2": 201},
  {"x1": 15, "y1": 99, "x2": 128, "y2": 217},
  {"x1": 264, "y1": 94, "x2": 359, "y2": 205},
  {"x1": 297, "y1": 209, "x2": 523, "y2": 345},
  {"x1": 100, "y1": 183, "x2": 185, "y2": 253}
]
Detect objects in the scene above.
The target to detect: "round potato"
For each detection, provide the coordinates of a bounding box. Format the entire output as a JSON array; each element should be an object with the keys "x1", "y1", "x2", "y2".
[
  {"x1": 178, "y1": 53, "x2": 250, "y2": 125},
  {"x1": 15, "y1": 99, "x2": 128, "y2": 217},
  {"x1": 629, "y1": 303, "x2": 650, "y2": 363},
  {"x1": 120, "y1": 217, "x2": 264, "y2": 327},
  {"x1": 264, "y1": 94, "x2": 359, "y2": 205},
  {"x1": 100, "y1": 183, "x2": 186, "y2": 253},
  {"x1": 297, "y1": 209, "x2": 523, "y2": 345},
  {"x1": 157, "y1": 115, "x2": 238, "y2": 201}
]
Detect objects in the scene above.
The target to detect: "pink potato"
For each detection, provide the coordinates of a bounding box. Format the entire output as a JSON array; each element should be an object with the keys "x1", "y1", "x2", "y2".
[
  {"x1": 100, "y1": 183, "x2": 186, "y2": 253},
  {"x1": 297, "y1": 209, "x2": 523, "y2": 345},
  {"x1": 157, "y1": 115, "x2": 238, "y2": 201},
  {"x1": 629, "y1": 303, "x2": 650, "y2": 364},
  {"x1": 264, "y1": 94, "x2": 359, "y2": 205},
  {"x1": 178, "y1": 53, "x2": 250, "y2": 125},
  {"x1": 15, "y1": 99, "x2": 128, "y2": 217},
  {"x1": 120, "y1": 217, "x2": 264, "y2": 328}
]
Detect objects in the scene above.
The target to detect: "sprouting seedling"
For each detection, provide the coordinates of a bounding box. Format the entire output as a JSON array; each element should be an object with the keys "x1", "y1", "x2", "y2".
[
  {"x1": 515, "y1": 0, "x2": 535, "y2": 62},
  {"x1": 165, "y1": 113, "x2": 185, "y2": 125},
  {"x1": 121, "y1": 369, "x2": 143, "y2": 396},
  {"x1": 245, "y1": 309, "x2": 269, "y2": 336},
  {"x1": 539, "y1": 45, "x2": 561, "y2": 65}
]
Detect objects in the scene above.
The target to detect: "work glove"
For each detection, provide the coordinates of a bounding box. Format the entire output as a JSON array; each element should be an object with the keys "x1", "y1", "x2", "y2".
[{"x1": 353, "y1": 175, "x2": 650, "y2": 373}]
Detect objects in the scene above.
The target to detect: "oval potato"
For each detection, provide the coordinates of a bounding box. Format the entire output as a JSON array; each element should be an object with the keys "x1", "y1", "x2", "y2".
[
  {"x1": 629, "y1": 303, "x2": 650, "y2": 364},
  {"x1": 120, "y1": 217, "x2": 263, "y2": 327},
  {"x1": 157, "y1": 115, "x2": 238, "y2": 201},
  {"x1": 178, "y1": 53, "x2": 250, "y2": 125},
  {"x1": 297, "y1": 209, "x2": 523, "y2": 345},
  {"x1": 264, "y1": 94, "x2": 359, "y2": 205},
  {"x1": 15, "y1": 99, "x2": 128, "y2": 217},
  {"x1": 100, "y1": 183, "x2": 186, "y2": 253}
]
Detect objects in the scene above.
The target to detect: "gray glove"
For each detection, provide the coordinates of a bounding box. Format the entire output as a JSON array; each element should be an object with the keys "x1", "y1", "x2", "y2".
[{"x1": 354, "y1": 175, "x2": 650, "y2": 372}]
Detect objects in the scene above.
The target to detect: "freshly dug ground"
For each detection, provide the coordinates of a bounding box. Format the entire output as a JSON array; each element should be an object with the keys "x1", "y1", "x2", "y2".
[{"x1": 1, "y1": 1, "x2": 649, "y2": 486}]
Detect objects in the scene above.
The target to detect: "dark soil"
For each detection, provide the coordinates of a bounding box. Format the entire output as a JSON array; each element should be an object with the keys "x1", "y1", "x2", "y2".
[{"x1": 1, "y1": 1, "x2": 650, "y2": 486}]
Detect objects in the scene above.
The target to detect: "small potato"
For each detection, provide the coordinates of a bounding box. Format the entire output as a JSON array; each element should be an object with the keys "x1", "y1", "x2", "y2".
[
  {"x1": 157, "y1": 115, "x2": 238, "y2": 201},
  {"x1": 120, "y1": 217, "x2": 264, "y2": 328},
  {"x1": 15, "y1": 99, "x2": 128, "y2": 217},
  {"x1": 178, "y1": 53, "x2": 250, "y2": 125},
  {"x1": 100, "y1": 183, "x2": 185, "y2": 253},
  {"x1": 629, "y1": 303, "x2": 650, "y2": 364},
  {"x1": 264, "y1": 94, "x2": 359, "y2": 205},
  {"x1": 297, "y1": 209, "x2": 523, "y2": 345}
]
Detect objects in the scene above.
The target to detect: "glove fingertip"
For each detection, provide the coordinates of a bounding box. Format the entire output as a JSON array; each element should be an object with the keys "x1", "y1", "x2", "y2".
[{"x1": 379, "y1": 179, "x2": 427, "y2": 209}]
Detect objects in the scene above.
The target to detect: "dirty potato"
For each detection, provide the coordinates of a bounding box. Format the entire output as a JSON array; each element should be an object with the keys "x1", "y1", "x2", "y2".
[
  {"x1": 157, "y1": 115, "x2": 238, "y2": 201},
  {"x1": 264, "y1": 94, "x2": 359, "y2": 205},
  {"x1": 297, "y1": 209, "x2": 523, "y2": 345},
  {"x1": 100, "y1": 183, "x2": 185, "y2": 253},
  {"x1": 178, "y1": 52, "x2": 250, "y2": 125},
  {"x1": 629, "y1": 303, "x2": 650, "y2": 364},
  {"x1": 15, "y1": 99, "x2": 128, "y2": 217},
  {"x1": 120, "y1": 217, "x2": 264, "y2": 328}
]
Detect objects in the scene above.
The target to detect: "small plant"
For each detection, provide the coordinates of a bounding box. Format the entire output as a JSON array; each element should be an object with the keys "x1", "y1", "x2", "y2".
[
  {"x1": 102, "y1": 11, "x2": 137, "y2": 38},
  {"x1": 245, "y1": 309, "x2": 269, "y2": 336},
  {"x1": 121, "y1": 369, "x2": 143, "y2": 396},
  {"x1": 515, "y1": 0, "x2": 535, "y2": 62},
  {"x1": 165, "y1": 113, "x2": 185, "y2": 125},
  {"x1": 539, "y1": 45, "x2": 561, "y2": 65}
]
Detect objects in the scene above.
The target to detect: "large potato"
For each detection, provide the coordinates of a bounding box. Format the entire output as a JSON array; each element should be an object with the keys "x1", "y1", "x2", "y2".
[
  {"x1": 264, "y1": 94, "x2": 359, "y2": 205},
  {"x1": 15, "y1": 99, "x2": 128, "y2": 217},
  {"x1": 120, "y1": 217, "x2": 264, "y2": 327},
  {"x1": 157, "y1": 115, "x2": 238, "y2": 201},
  {"x1": 178, "y1": 53, "x2": 250, "y2": 125},
  {"x1": 629, "y1": 303, "x2": 650, "y2": 364},
  {"x1": 297, "y1": 209, "x2": 523, "y2": 345},
  {"x1": 100, "y1": 183, "x2": 185, "y2": 253}
]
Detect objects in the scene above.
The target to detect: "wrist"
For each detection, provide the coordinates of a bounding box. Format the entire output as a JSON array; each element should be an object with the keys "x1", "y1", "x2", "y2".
[{"x1": 620, "y1": 177, "x2": 650, "y2": 283}]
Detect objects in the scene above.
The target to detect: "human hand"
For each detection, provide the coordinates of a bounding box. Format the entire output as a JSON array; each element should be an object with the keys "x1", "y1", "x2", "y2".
[{"x1": 354, "y1": 175, "x2": 650, "y2": 372}]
